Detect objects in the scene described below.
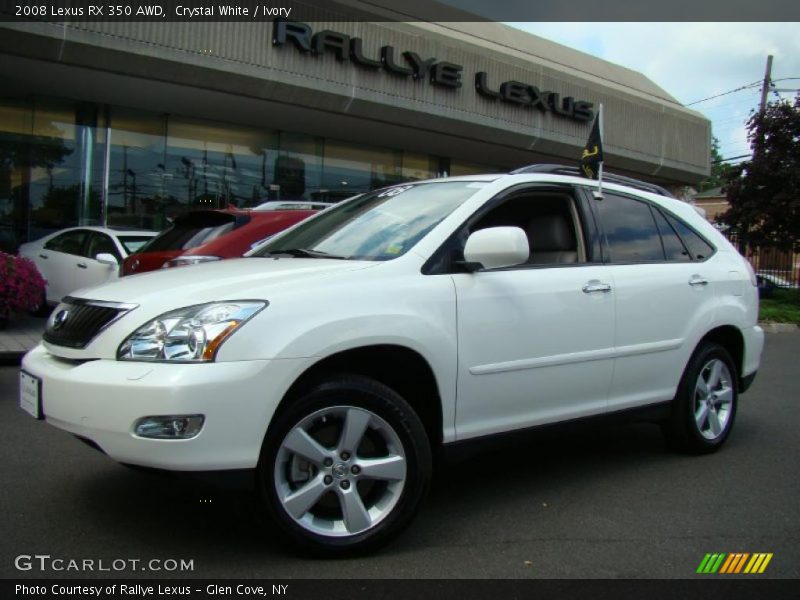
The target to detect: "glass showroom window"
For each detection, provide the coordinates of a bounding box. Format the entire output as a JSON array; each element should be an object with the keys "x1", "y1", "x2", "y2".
[
  {"x1": 276, "y1": 131, "x2": 323, "y2": 202},
  {"x1": 0, "y1": 100, "x2": 33, "y2": 252},
  {"x1": 165, "y1": 117, "x2": 278, "y2": 212},
  {"x1": 401, "y1": 152, "x2": 440, "y2": 182},
  {"x1": 28, "y1": 100, "x2": 105, "y2": 241},
  {"x1": 106, "y1": 108, "x2": 167, "y2": 230},
  {"x1": 321, "y1": 139, "x2": 401, "y2": 201},
  {"x1": 450, "y1": 159, "x2": 498, "y2": 176}
]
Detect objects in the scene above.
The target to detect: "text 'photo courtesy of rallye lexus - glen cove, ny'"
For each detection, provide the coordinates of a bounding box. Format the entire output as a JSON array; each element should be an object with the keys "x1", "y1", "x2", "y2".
[{"x1": 19, "y1": 122, "x2": 764, "y2": 554}]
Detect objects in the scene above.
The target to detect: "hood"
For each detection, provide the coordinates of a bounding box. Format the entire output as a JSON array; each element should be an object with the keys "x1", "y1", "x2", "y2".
[
  {"x1": 70, "y1": 256, "x2": 377, "y2": 306},
  {"x1": 44, "y1": 256, "x2": 381, "y2": 360}
]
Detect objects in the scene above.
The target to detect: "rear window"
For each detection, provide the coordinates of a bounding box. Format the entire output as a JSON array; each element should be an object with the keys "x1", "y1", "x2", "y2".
[
  {"x1": 118, "y1": 235, "x2": 154, "y2": 254},
  {"x1": 138, "y1": 212, "x2": 241, "y2": 252},
  {"x1": 663, "y1": 213, "x2": 716, "y2": 261}
]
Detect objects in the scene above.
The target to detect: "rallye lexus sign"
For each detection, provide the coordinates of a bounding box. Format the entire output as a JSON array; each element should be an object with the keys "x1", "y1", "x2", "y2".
[{"x1": 273, "y1": 21, "x2": 595, "y2": 123}]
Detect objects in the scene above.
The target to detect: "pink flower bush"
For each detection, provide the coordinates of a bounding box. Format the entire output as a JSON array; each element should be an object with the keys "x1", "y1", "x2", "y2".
[{"x1": 0, "y1": 252, "x2": 47, "y2": 319}]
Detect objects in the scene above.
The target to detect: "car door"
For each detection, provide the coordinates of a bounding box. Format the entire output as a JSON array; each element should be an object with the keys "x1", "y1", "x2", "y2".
[
  {"x1": 450, "y1": 185, "x2": 616, "y2": 440},
  {"x1": 40, "y1": 229, "x2": 90, "y2": 303},
  {"x1": 591, "y1": 191, "x2": 717, "y2": 411},
  {"x1": 72, "y1": 231, "x2": 122, "y2": 294}
]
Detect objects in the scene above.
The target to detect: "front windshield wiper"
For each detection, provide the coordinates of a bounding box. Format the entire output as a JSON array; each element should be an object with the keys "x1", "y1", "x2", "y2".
[{"x1": 261, "y1": 248, "x2": 348, "y2": 260}]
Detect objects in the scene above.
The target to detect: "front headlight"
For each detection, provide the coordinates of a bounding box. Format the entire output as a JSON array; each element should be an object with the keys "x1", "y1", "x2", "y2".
[
  {"x1": 162, "y1": 255, "x2": 222, "y2": 268},
  {"x1": 117, "y1": 301, "x2": 266, "y2": 362}
]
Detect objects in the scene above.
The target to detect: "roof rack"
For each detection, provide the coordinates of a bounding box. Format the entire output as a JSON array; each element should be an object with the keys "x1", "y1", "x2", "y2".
[{"x1": 509, "y1": 164, "x2": 675, "y2": 198}]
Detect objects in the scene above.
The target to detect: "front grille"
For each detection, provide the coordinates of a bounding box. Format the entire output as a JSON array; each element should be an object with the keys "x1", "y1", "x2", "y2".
[{"x1": 43, "y1": 297, "x2": 136, "y2": 349}]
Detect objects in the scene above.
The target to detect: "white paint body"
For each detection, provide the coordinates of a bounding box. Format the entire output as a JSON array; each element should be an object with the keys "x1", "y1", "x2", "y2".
[
  {"x1": 18, "y1": 226, "x2": 157, "y2": 304},
  {"x1": 21, "y1": 174, "x2": 764, "y2": 471}
]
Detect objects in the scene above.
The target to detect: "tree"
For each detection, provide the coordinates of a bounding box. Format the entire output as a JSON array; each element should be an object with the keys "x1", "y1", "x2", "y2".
[
  {"x1": 698, "y1": 136, "x2": 733, "y2": 192},
  {"x1": 720, "y1": 94, "x2": 800, "y2": 251}
]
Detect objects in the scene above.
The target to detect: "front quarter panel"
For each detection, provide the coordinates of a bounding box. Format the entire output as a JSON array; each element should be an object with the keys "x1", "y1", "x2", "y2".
[{"x1": 217, "y1": 261, "x2": 459, "y2": 441}]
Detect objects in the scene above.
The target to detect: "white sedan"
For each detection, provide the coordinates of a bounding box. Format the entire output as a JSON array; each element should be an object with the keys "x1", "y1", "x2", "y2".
[{"x1": 18, "y1": 226, "x2": 157, "y2": 306}]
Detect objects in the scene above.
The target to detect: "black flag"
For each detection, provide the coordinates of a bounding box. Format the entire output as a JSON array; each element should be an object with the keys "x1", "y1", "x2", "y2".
[{"x1": 580, "y1": 111, "x2": 603, "y2": 180}]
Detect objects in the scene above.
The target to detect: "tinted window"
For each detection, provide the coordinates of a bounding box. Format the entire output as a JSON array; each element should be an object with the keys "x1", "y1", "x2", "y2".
[
  {"x1": 86, "y1": 232, "x2": 120, "y2": 261},
  {"x1": 652, "y1": 209, "x2": 691, "y2": 262},
  {"x1": 664, "y1": 213, "x2": 716, "y2": 260},
  {"x1": 118, "y1": 235, "x2": 154, "y2": 254},
  {"x1": 44, "y1": 230, "x2": 88, "y2": 256},
  {"x1": 139, "y1": 212, "x2": 238, "y2": 252},
  {"x1": 596, "y1": 193, "x2": 664, "y2": 262}
]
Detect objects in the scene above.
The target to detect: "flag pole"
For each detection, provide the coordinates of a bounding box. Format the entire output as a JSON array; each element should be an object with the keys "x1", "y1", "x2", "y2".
[{"x1": 595, "y1": 103, "x2": 604, "y2": 199}]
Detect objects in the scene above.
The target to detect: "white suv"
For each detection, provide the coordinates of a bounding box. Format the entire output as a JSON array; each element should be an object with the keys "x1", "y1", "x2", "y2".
[{"x1": 20, "y1": 166, "x2": 764, "y2": 554}]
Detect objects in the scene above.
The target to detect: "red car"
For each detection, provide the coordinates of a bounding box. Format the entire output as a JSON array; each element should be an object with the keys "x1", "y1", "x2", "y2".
[{"x1": 121, "y1": 208, "x2": 317, "y2": 276}]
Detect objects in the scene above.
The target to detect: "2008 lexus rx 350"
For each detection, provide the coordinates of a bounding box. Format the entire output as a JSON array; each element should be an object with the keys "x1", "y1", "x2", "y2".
[{"x1": 21, "y1": 167, "x2": 763, "y2": 554}]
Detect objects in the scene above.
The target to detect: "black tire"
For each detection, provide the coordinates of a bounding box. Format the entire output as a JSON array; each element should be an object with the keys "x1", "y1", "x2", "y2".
[
  {"x1": 257, "y1": 374, "x2": 432, "y2": 556},
  {"x1": 662, "y1": 342, "x2": 738, "y2": 454}
]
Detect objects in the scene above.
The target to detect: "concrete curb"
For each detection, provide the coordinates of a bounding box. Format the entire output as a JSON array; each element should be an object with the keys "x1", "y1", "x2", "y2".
[{"x1": 759, "y1": 322, "x2": 799, "y2": 334}]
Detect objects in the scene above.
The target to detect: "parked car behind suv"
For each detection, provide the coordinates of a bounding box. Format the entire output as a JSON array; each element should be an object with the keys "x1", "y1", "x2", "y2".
[
  {"x1": 21, "y1": 166, "x2": 763, "y2": 554},
  {"x1": 18, "y1": 226, "x2": 156, "y2": 306},
  {"x1": 121, "y1": 207, "x2": 316, "y2": 275}
]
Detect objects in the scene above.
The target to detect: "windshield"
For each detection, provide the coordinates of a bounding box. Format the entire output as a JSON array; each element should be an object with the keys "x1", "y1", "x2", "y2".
[
  {"x1": 137, "y1": 212, "x2": 239, "y2": 253},
  {"x1": 118, "y1": 235, "x2": 155, "y2": 254},
  {"x1": 252, "y1": 181, "x2": 484, "y2": 261}
]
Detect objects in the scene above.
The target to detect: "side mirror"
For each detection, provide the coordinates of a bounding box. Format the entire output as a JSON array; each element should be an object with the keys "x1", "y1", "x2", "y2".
[
  {"x1": 464, "y1": 226, "x2": 529, "y2": 270},
  {"x1": 95, "y1": 253, "x2": 119, "y2": 267}
]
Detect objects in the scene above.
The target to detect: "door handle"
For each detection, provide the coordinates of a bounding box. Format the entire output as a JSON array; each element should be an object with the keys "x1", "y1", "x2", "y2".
[
  {"x1": 582, "y1": 280, "x2": 612, "y2": 294},
  {"x1": 39, "y1": 254, "x2": 48, "y2": 259},
  {"x1": 76, "y1": 262, "x2": 87, "y2": 269},
  {"x1": 688, "y1": 275, "x2": 708, "y2": 287}
]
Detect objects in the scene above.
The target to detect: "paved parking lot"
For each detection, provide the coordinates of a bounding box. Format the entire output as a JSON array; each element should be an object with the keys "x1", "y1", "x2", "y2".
[{"x1": 1, "y1": 333, "x2": 798, "y2": 579}]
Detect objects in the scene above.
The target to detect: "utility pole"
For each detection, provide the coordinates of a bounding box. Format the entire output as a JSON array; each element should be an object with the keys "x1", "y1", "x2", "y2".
[
  {"x1": 738, "y1": 55, "x2": 773, "y2": 255},
  {"x1": 759, "y1": 55, "x2": 774, "y2": 113}
]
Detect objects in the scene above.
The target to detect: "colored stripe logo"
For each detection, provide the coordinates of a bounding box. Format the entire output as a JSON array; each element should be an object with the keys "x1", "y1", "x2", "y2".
[{"x1": 697, "y1": 553, "x2": 773, "y2": 574}]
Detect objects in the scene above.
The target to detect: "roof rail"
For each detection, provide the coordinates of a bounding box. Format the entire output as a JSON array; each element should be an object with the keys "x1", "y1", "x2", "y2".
[{"x1": 509, "y1": 164, "x2": 675, "y2": 198}]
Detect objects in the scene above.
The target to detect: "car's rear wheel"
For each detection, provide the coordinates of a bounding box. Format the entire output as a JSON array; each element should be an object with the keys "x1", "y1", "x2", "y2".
[
  {"x1": 257, "y1": 375, "x2": 431, "y2": 555},
  {"x1": 662, "y1": 342, "x2": 738, "y2": 454}
]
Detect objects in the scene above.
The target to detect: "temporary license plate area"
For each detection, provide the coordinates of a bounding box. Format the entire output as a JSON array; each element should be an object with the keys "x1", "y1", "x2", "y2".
[{"x1": 19, "y1": 370, "x2": 43, "y2": 420}]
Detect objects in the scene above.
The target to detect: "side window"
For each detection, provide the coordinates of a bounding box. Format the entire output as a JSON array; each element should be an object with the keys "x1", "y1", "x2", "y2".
[
  {"x1": 663, "y1": 212, "x2": 716, "y2": 261},
  {"x1": 652, "y1": 208, "x2": 691, "y2": 262},
  {"x1": 595, "y1": 192, "x2": 664, "y2": 262},
  {"x1": 86, "y1": 232, "x2": 121, "y2": 262},
  {"x1": 44, "y1": 230, "x2": 88, "y2": 256},
  {"x1": 468, "y1": 191, "x2": 586, "y2": 266}
]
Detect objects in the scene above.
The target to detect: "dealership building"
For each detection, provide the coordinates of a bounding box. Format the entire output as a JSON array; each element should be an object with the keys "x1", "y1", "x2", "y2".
[{"x1": 0, "y1": 4, "x2": 711, "y2": 251}]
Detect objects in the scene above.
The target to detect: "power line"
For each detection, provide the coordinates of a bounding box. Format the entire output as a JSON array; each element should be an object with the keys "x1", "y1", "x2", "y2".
[
  {"x1": 685, "y1": 80, "x2": 762, "y2": 106},
  {"x1": 713, "y1": 154, "x2": 751, "y2": 164}
]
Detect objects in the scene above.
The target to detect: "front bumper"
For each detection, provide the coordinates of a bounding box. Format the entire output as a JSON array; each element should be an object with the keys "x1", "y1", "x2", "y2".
[{"x1": 22, "y1": 344, "x2": 312, "y2": 471}]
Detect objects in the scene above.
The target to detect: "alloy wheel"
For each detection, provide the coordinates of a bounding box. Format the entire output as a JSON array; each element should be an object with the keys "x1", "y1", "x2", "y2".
[
  {"x1": 693, "y1": 358, "x2": 734, "y2": 440},
  {"x1": 274, "y1": 405, "x2": 407, "y2": 537}
]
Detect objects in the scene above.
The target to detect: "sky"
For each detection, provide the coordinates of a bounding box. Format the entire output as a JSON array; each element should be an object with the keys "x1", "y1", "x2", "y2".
[{"x1": 508, "y1": 23, "x2": 800, "y2": 170}]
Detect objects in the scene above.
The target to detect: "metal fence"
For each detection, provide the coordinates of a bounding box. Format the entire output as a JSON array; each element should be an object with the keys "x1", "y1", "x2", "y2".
[{"x1": 724, "y1": 230, "x2": 800, "y2": 289}]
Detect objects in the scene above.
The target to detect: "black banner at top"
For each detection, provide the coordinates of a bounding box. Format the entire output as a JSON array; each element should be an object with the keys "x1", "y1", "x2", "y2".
[{"x1": 0, "y1": 0, "x2": 799, "y2": 22}]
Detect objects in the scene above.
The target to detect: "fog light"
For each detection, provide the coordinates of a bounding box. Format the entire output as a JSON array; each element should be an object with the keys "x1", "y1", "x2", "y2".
[{"x1": 134, "y1": 415, "x2": 204, "y2": 439}]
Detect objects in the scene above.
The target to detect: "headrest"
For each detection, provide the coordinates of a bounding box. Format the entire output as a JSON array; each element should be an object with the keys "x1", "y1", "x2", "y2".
[{"x1": 527, "y1": 215, "x2": 575, "y2": 251}]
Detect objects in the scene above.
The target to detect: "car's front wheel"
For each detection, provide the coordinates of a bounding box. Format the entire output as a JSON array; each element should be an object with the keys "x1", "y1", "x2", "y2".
[{"x1": 257, "y1": 375, "x2": 432, "y2": 555}]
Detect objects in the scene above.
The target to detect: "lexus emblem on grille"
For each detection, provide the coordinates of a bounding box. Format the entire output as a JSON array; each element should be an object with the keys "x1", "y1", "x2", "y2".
[{"x1": 52, "y1": 309, "x2": 70, "y2": 330}]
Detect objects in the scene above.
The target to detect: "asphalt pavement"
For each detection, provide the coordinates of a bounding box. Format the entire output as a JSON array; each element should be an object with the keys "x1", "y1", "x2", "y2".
[{"x1": 1, "y1": 333, "x2": 798, "y2": 579}]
